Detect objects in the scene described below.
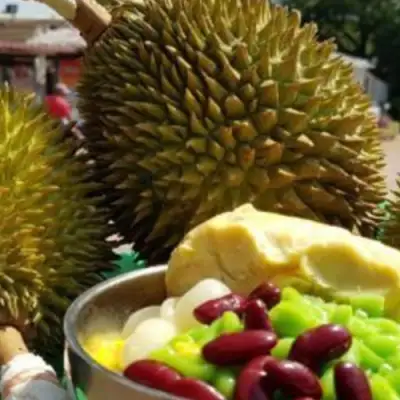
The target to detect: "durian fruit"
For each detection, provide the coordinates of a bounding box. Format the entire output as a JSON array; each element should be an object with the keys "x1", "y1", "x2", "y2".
[
  {"x1": 77, "y1": 0, "x2": 385, "y2": 262},
  {"x1": 166, "y1": 204, "x2": 400, "y2": 319},
  {"x1": 380, "y1": 178, "x2": 400, "y2": 249},
  {"x1": 0, "y1": 87, "x2": 114, "y2": 349}
]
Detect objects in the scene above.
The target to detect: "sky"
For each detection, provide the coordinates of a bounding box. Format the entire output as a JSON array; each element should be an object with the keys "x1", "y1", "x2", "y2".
[
  {"x1": 0, "y1": 0, "x2": 59, "y2": 19},
  {"x1": 0, "y1": 0, "x2": 282, "y2": 20}
]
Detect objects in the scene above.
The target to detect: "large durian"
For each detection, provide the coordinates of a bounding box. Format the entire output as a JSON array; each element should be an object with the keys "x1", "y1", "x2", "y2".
[
  {"x1": 76, "y1": 0, "x2": 386, "y2": 263},
  {"x1": 0, "y1": 87, "x2": 114, "y2": 348}
]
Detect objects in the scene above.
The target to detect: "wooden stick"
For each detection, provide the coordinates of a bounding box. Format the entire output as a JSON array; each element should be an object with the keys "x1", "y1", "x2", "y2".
[
  {"x1": 35, "y1": 0, "x2": 112, "y2": 46},
  {"x1": 73, "y1": 0, "x2": 112, "y2": 45}
]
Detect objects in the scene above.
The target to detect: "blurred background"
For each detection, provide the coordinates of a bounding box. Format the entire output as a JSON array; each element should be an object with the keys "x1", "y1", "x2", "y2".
[{"x1": 0, "y1": 0, "x2": 399, "y2": 191}]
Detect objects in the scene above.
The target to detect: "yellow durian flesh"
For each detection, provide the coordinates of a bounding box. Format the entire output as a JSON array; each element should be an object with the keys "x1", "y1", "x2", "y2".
[{"x1": 166, "y1": 204, "x2": 400, "y2": 318}]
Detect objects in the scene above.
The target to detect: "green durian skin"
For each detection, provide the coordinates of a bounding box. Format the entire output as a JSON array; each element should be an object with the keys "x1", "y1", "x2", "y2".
[
  {"x1": 0, "y1": 86, "x2": 116, "y2": 354},
  {"x1": 78, "y1": 0, "x2": 386, "y2": 263},
  {"x1": 380, "y1": 186, "x2": 400, "y2": 250}
]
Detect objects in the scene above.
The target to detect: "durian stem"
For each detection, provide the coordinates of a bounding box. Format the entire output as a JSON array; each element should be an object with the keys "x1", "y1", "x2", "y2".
[{"x1": 36, "y1": 0, "x2": 112, "y2": 45}]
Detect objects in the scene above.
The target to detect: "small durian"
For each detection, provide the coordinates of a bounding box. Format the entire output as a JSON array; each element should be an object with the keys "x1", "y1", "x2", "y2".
[
  {"x1": 0, "y1": 87, "x2": 114, "y2": 349},
  {"x1": 380, "y1": 178, "x2": 400, "y2": 249},
  {"x1": 40, "y1": 0, "x2": 387, "y2": 263}
]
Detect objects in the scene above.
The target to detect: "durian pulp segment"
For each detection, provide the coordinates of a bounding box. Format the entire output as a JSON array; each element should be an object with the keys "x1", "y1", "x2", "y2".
[
  {"x1": 166, "y1": 204, "x2": 400, "y2": 320},
  {"x1": 78, "y1": 0, "x2": 386, "y2": 263}
]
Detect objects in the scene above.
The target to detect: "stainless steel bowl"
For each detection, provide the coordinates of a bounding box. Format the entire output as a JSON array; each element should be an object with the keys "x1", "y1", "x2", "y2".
[{"x1": 64, "y1": 265, "x2": 181, "y2": 400}]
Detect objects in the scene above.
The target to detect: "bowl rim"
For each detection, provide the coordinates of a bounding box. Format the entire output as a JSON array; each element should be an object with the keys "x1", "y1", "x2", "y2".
[{"x1": 63, "y1": 264, "x2": 180, "y2": 399}]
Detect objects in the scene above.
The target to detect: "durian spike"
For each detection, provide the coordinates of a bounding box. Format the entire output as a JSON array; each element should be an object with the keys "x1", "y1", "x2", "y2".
[{"x1": 36, "y1": 0, "x2": 111, "y2": 44}]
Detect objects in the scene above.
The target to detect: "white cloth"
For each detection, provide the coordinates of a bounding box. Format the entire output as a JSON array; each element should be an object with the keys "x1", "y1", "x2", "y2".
[{"x1": 1, "y1": 353, "x2": 68, "y2": 400}]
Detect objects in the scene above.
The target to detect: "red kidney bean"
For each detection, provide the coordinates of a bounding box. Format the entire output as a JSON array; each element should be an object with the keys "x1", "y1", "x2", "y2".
[
  {"x1": 293, "y1": 398, "x2": 318, "y2": 400},
  {"x1": 248, "y1": 282, "x2": 281, "y2": 309},
  {"x1": 334, "y1": 362, "x2": 372, "y2": 400},
  {"x1": 289, "y1": 324, "x2": 352, "y2": 372},
  {"x1": 263, "y1": 359, "x2": 322, "y2": 399},
  {"x1": 123, "y1": 359, "x2": 181, "y2": 392},
  {"x1": 244, "y1": 299, "x2": 273, "y2": 331},
  {"x1": 169, "y1": 378, "x2": 225, "y2": 400},
  {"x1": 203, "y1": 330, "x2": 278, "y2": 366},
  {"x1": 194, "y1": 293, "x2": 247, "y2": 324},
  {"x1": 235, "y1": 356, "x2": 274, "y2": 400}
]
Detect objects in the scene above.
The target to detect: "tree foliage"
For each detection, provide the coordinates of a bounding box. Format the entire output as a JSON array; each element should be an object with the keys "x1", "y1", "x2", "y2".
[
  {"x1": 282, "y1": 0, "x2": 400, "y2": 114},
  {"x1": 283, "y1": 0, "x2": 400, "y2": 57}
]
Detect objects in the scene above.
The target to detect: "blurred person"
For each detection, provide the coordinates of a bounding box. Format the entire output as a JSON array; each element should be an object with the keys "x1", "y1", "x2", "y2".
[
  {"x1": 0, "y1": 322, "x2": 68, "y2": 399},
  {"x1": 44, "y1": 79, "x2": 72, "y2": 127}
]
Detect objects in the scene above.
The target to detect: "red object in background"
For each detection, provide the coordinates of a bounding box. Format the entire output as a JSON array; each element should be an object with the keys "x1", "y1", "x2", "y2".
[
  {"x1": 59, "y1": 58, "x2": 82, "y2": 88},
  {"x1": 44, "y1": 95, "x2": 72, "y2": 120}
]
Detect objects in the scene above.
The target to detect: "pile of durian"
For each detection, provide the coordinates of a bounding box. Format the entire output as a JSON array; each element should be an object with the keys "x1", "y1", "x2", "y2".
[{"x1": 2, "y1": 0, "x2": 400, "y2": 355}]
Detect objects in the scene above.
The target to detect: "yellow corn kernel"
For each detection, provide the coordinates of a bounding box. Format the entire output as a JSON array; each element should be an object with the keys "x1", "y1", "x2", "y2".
[
  {"x1": 173, "y1": 341, "x2": 201, "y2": 357},
  {"x1": 83, "y1": 335, "x2": 125, "y2": 372}
]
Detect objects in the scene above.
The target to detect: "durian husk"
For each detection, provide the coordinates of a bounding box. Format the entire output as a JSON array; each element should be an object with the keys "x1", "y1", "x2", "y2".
[
  {"x1": 0, "y1": 87, "x2": 115, "y2": 352},
  {"x1": 78, "y1": 0, "x2": 387, "y2": 263}
]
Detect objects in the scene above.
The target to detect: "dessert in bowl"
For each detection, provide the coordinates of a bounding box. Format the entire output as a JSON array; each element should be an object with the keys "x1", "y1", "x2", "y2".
[{"x1": 65, "y1": 204, "x2": 400, "y2": 400}]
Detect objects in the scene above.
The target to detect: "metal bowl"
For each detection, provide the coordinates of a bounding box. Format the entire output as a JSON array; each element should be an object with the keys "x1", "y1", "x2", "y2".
[{"x1": 64, "y1": 265, "x2": 181, "y2": 400}]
